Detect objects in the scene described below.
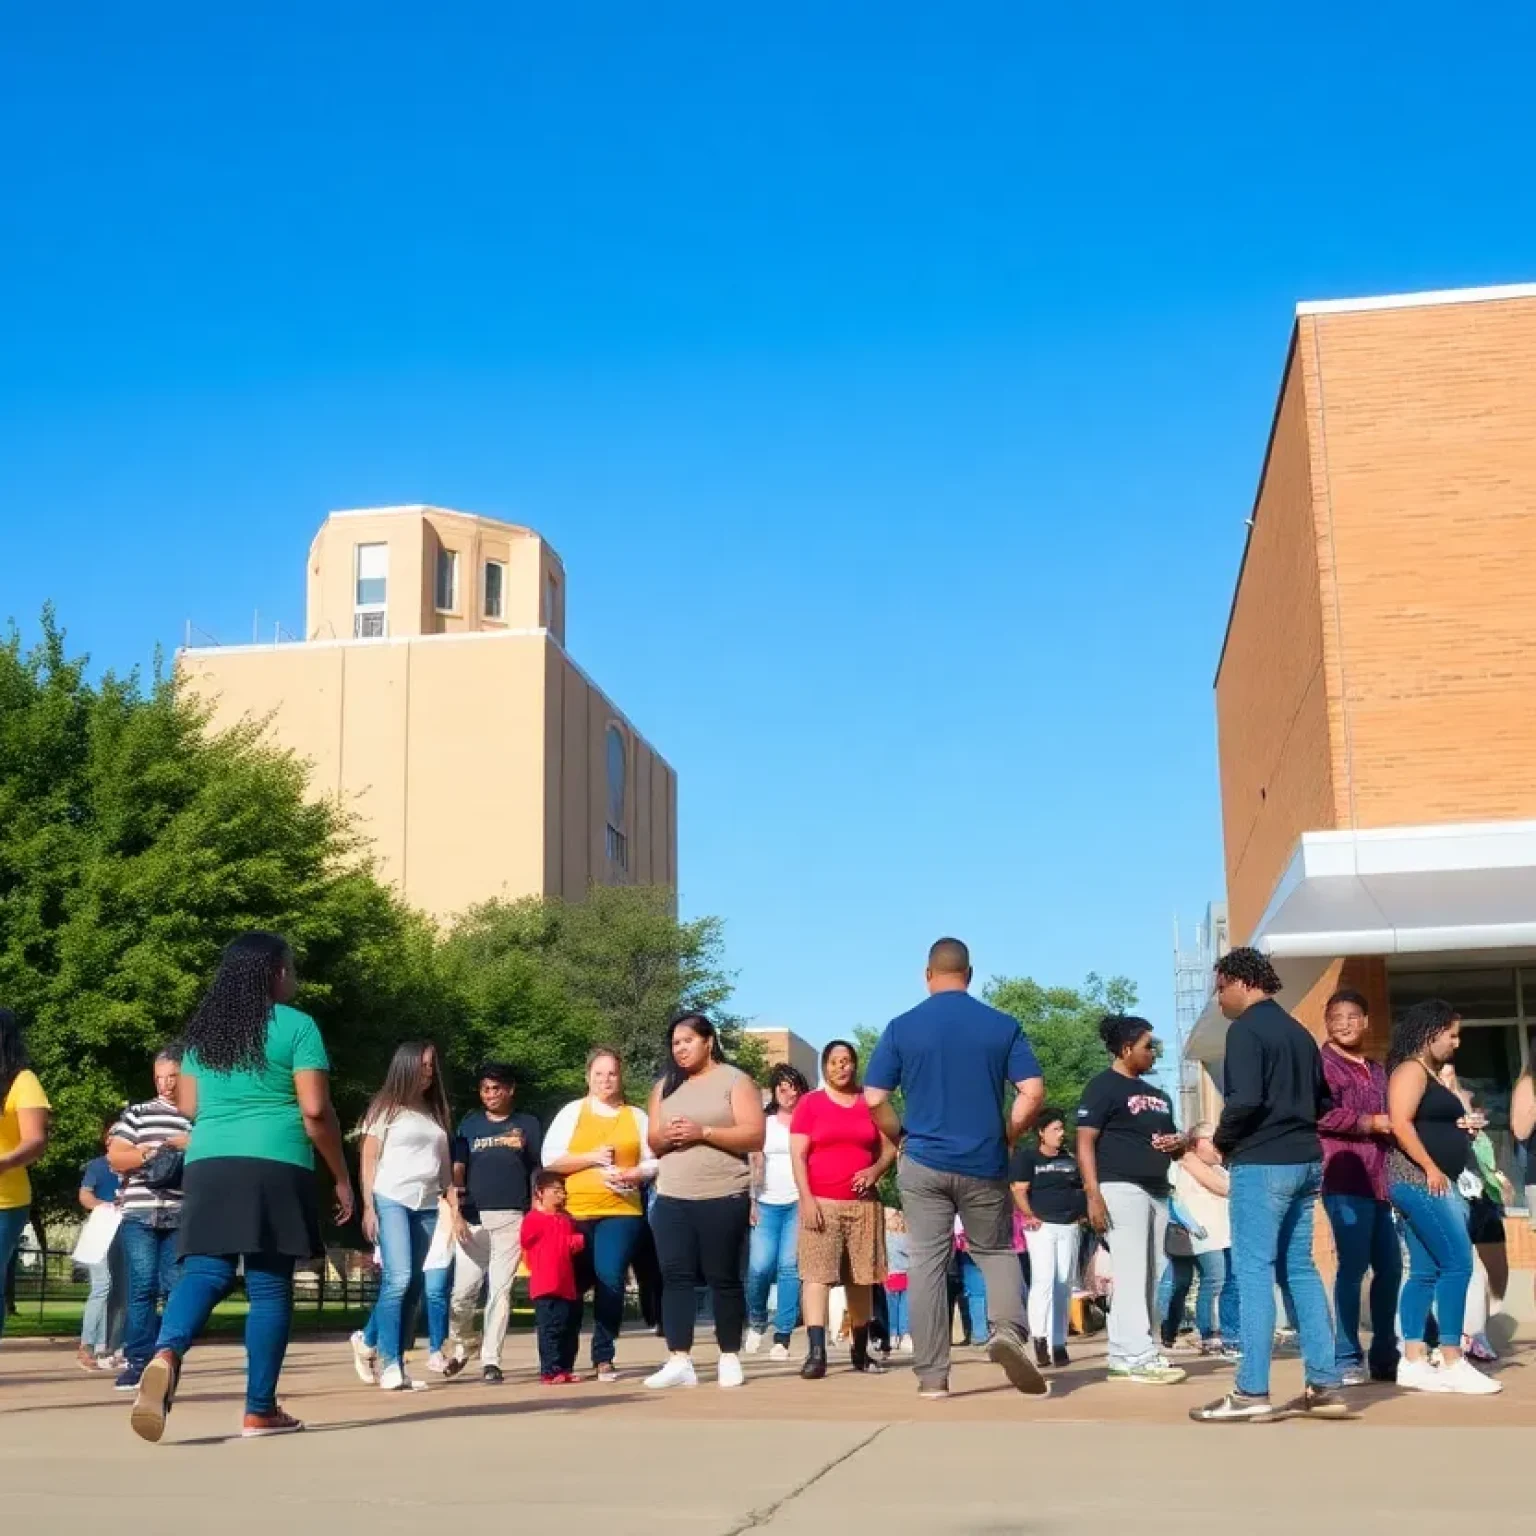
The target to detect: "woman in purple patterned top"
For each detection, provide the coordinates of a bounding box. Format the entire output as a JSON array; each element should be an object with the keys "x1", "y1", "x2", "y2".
[{"x1": 1317, "y1": 989, "x2": 1401, "y2": 1386}]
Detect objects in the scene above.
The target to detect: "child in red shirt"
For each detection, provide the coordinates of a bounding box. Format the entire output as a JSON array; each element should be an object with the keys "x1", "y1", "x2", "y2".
[{"x1": 521, "y1": 1171, "x2": 586, "y2": 1384}]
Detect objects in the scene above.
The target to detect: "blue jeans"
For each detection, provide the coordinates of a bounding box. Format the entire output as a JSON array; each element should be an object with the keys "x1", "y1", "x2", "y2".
[
  {"x1": 887, "y1": 1285, "x2": 909, "y2": 1338},
  {"x1": 957, "y1": 1250, "x2": 988, "y2": 1342},
  {"x1": 1161, "y1": 1250, "x2": 1235, "y2": 1342},
  {"x1": 0, "y1": 1207, "x2": 29, "y2": 1342},
  {"x1": 1322, "y1": 1192, "x2": 1402, "y2": 1373},
  {"x1": 365, "y1": 1196, "x2": 449, "y2": 1367},
  {"x1": 1390, "y1": 1182, "x2": 1472, "y2": 1346},
  {"x1": 1229, "y1": 1161, "x2": 1339, "y2": 1396},
  {"x1": 156, "y1": 1254, "x2": 295, "y2": 1416},
  {"x1": 746, "y1": 1201, "x2": 800, "y2": 1338},
  {"x1": 575, "y1": 1215, "x2": 644, "y2": 1366},
  {"x1": 81, "y1": 1237, "x2": 127, "y2": 1357},
  {"x1": 119, "y1": 1217, "x2": 181, "y2": 1370}
]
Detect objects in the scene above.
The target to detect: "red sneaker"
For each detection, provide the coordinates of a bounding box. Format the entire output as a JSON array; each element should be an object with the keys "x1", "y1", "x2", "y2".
[
  {"x1": 540, "y1": 1373, "x2": 560, "y2": 1386},
  {"x1": 558, "y1": 1371, "x2": 581, "y2": 1384}
]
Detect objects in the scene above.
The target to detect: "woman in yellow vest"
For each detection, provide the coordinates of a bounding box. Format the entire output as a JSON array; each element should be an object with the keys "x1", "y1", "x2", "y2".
[{"x1": 542, "y1": 1047, "x2": 658, "y2": 1381}]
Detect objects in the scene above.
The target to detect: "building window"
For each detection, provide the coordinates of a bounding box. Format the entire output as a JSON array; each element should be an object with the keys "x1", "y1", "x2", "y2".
[
  {"x1": 606, "y1": 725, "x2": 627, "y2": 827},
  {"x1": 435, "y1": 548, "x2": 459, "y2": 613},
  {"x1": 484, "y1": 560, "x2": 506, "y2": 621},
  {"x1": 544, "y1": 573, "x2": 558, "y2": 630},
  {"x1": 606, "y1": 824, "x2": 628, "y2": 870},
  {"x1": 354, "y1": 543, "x2": 387, "y2": 636}
]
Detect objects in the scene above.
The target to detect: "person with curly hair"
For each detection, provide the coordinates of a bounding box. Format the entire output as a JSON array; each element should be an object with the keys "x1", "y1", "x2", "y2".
[
  {"x1": 1386, "y1": 1000, "x2": 1499, "y2": 1396},
  {"x1": 745, "y1": 1061, "x2": 809, "y2": 1360},
  {"x1": 1076, "y1": 1014, "x2": 1186, "y2": 1385},
  {"x1": 127, "y1": 932, "x2": 355, "y2": 1444},
  {"x1": 1191, "y1": 947, "x2": 1347, "y2": 1424}
]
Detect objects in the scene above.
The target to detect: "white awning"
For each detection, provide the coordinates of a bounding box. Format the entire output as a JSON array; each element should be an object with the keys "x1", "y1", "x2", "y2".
[{"x1": 1185, "y1": 820, "x2": 1536, "y2": 1063}]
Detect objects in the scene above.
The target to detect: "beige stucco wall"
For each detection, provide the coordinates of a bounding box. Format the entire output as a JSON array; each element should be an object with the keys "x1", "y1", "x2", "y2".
[
  {"x1": 306, "y1": 506, "x2": 566, "y2": 644},
  {"x1": 183, "y1": 630, "x2": 671, "y2": 921}
]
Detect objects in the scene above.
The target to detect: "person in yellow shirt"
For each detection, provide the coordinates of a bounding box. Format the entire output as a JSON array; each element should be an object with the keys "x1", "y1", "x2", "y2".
[
  {"x1": 541, "y1": 1048, "x2": 659, "y2": 1381},
  {"x1": 1, "y1": 1008, "x2": 51, "y2": 1343}
]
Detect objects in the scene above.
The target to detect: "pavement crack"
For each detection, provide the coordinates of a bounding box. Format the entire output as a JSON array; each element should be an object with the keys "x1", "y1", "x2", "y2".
[{"x1": 719, "y1": 1424, "x2": 890, "y2": 1534}]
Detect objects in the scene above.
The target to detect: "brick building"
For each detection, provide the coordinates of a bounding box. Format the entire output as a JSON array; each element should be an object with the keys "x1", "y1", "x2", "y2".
[{"x1": 1185, "y1": 281, "x2": 1536, "y2": 1268}]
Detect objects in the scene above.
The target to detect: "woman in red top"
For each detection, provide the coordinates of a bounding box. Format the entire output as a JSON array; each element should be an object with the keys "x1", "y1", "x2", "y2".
[{"x1": 790, "y1": 1040, "x2": 897, "y2": 1380}]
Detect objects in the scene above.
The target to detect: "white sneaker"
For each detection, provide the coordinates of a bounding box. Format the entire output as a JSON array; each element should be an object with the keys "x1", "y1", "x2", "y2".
[
  {"x1": 1396, "y1": 1358, "x2": 1450, "y2": 1393},
  {"x1": 427, "y1": 1351, "x2": 448, "y2": 1374},
  {"x1": 350, "y1": 1331, "x2": 376, "y2": 1385},
  {"x1": 717, "y1": 1353, "x2": 745, "y2": 1389},
  {"x1": 899, "y1": 1335, "x2": 914, "y2": 1355},
  {"x1": 1437, "y1": 1357, "x2": 1502, "y2": 1396},
  {"x1": 1339, "y1": 1365, "x2": 1369, "y2": 1388},
  {"x1": 743, "y1": 1328, "x2": 765, "y2": 1354},
  {"x1": 378, "y1": 1363, "x2": 406, "y2": 1392},
  {"x1": 769, "y1": 1342, "x2": 791, "y2": 1362},
  {"x1": 644, "y1": 1355, "x2": 698, "y2": 1390}
]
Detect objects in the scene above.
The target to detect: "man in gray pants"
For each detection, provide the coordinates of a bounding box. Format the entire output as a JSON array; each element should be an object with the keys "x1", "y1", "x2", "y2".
[{"x1": 865, "y1": 938, "x2": 1048, "y2": 1399}]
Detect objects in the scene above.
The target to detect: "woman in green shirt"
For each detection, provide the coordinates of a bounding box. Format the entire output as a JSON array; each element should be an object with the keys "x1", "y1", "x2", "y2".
[{"x1": 128, "y1": 932, "x2": 354, "y2": 1444}]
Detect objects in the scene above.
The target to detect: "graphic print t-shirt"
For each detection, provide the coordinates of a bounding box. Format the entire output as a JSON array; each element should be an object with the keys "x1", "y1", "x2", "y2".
[
  {"x1": 1075, "y1": 1071, "x2": 1177, "y2": 1190},
  {"x1": 454, "y1": 1110, "x2": 543, "y2": 1216},
  {"x1": 1008, "y1": 1146, "x2": 1087, "y2": 1224}
]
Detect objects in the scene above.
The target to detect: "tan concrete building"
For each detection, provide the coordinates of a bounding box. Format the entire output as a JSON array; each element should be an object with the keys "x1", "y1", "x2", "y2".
[
  {"x1": 744, "y1": 1027, "x2": 820, "y2": 1087},
  {"x1": 1186, "y1": 281, "x2": 1536, "y2": 1266},
  {"x1": 181, "y1": 506, "x2": 676, "y2": 921}
]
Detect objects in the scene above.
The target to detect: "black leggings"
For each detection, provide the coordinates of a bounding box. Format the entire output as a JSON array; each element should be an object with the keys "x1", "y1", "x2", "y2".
[{"x1": 651, "y1": 1193, "x2": 751, "y2": 1354}]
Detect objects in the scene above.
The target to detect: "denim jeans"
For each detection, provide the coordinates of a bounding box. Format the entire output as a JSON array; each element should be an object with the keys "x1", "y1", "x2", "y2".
[
  {"x1": 574, "y1": 1214, "x2": 644, "y2": 1366},
  {"x1": 0, "y1": 1207, "x2": 29, "y2": 1342},
  {"x1": 1161, "y1": 1249, "x2": 1232, "y2": 1342},
  {"x1": 746, "y1": 1200, "x2": 800, "y2": 1339},
  {"x1": 366, "y1": 1195, "x2": 449, "y2": 1368},
  {"x1": 1322, "y1": 1192, "x2": 1402, "y2": 1373},
  {"x1": 119, "y1": 1216, "x2": 181, "y2": 1370},
  {"x1": 1390, "y1": 1181, "x2": 1472, "y2": 1345},
  {"x1": 887, "y1": 1285, "x2": 910, "y2": 1338},
  {"x1": 156, "y1": 1253, "x2": 295, "y2": 1416},
  {"x1": 81, "y1": 1238, "x2": 127, "y2": 1357},
  {"x1": 1229, "y1": 1161, "x2": 1339, "y2": 1396},
  {"x1": 956, "y1": 1250, "x2": 989, "y2": 1342}
]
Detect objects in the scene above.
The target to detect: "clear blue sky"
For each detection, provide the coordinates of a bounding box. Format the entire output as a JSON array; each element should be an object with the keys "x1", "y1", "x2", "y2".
[{"x1": 5, "y1": 4, "x2": 1535, "y2": 1052}]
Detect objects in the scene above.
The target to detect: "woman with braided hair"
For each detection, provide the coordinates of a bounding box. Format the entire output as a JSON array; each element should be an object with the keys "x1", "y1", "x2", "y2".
[
  {"x1": 1386, "y1": 998, "x2": 1499, "y2": 1396},
  {"x1": 128, "y1": 932, "x2": 356, "y2": 1442}
]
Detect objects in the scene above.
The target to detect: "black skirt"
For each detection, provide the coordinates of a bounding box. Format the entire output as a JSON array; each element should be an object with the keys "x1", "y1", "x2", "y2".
[{"x1": 177, "y1": 1157, "x2": 323, "y2": 1261}]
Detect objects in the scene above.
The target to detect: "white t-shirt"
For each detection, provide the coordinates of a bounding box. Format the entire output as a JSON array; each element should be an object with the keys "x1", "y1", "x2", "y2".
[
  {"x1": 1166, "y1": 1163, "x2": 1231, "y2": 1256},
  {"x1": 365, "y1": 1109, "x2": 451, "y2": 1211},
  {"x1": 757, "y1": 1113, "x2": 798, "y2": 1205}
]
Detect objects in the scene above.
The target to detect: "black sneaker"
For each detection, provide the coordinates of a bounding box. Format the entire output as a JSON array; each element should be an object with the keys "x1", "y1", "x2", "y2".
[
  {"x1": 481, "y1": 1364, "x2": 504, "y2": 1385},
  {"x1": 114, "y1": 1367, "x2": 143, "y2": 1394},
  {"x1": 799, "y1": 1352, "x2": 827, "y2": 1380},
  {"x1": 1189, "y1": 1391, "x2": 1278, "y2": 1423},
  {"x1": 442, "y1": 1355, "x2": 467, "y2": 1380},
  {"x1": 1281, "y1": 1385, "x2": 1354, "y2": 1420},
  {"x1": 1034, "y1": 1340, "x2": 1051, "y2": 1369},
  {"x1": 986, "y1": 1320, "x2": 1049, "y2": 1397},
  {"x1": 1052, "y1": 1346, "x2": 1071, "y2": 1368}
]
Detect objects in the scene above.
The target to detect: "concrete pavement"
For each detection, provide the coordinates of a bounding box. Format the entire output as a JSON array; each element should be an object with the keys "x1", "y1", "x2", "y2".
[{"x1": 3, "y1": 1331, "x2": 1531, "y2": 1532}]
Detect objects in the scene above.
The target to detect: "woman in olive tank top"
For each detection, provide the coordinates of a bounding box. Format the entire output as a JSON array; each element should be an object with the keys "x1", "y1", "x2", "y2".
[{"x1": 643, "y1": 1013, "x2": 765, "y2": 1391}]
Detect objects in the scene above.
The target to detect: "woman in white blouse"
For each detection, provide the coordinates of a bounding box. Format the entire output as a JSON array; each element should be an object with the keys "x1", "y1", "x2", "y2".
[
  {"x1": 542, "y1": 1048, "x2": 658, "y2": 1381},
  {"x1": 745, "y1": 1063, "x2": 809, "y2": 1359},
  {"x1": 349, "y1": 1042, "x2": 457, "y2": 1392}
]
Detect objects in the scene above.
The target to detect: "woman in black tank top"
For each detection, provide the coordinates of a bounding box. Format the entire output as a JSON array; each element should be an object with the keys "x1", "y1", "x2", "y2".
[{"x1": 1386, "y1": 999, "x2": 1499, "y2": 1397}]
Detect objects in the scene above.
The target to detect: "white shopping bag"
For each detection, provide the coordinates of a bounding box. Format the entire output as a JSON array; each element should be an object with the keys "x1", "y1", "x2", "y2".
[
  {"x1": 72, "y1": 1205, "x2": 122, "y2": 1267},
  {"x1": 423, "y1": 1201, "x2": 456, "y2": 1271}
]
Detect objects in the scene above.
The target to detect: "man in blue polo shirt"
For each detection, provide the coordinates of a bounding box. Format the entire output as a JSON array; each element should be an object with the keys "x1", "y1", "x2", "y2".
[{"x1": 866, "y1": 937, "x2": 1047, "y2": 1399}]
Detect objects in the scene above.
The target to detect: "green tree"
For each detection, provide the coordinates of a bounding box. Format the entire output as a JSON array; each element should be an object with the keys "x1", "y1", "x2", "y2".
[
  {"x1": 436, "y1": 885, "x2": 759, "y2": 1113},
  {"x1": 983, "y1": 972, "x2": 1139, "y2": 1117},
  {"x1": 0, "y1": 613, "x2": 443, "y2": 1231}
]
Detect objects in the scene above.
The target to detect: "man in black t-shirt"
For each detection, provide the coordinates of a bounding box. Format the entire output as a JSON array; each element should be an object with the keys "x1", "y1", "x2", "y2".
[{"x1": 446, "y1": 1063, "x2": 543, "y2": 1384}]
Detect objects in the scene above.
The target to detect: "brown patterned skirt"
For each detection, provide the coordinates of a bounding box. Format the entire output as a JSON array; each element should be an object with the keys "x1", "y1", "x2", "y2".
[{"x1": 797, "y1": 1197, "x2": 888, "y2": 1286}]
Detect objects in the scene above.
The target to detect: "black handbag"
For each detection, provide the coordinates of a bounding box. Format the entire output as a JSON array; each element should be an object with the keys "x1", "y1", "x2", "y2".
[{"x1": 139, "y1": 1144, "x2": 185, "y2": 1191}]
